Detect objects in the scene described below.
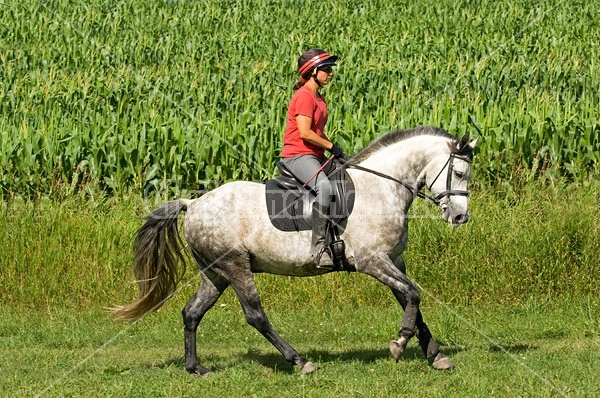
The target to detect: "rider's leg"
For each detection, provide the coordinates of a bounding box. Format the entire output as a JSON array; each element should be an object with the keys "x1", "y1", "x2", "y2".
[
  {"x1": 307, "y1": 168, "x2": 334, "y2": 268},
  {"x1": 280, "y1": 155, "x2": 334, "y2": 268},
  {"x1": 311, "y1": 201, "x2": 333, "y2": 268}
]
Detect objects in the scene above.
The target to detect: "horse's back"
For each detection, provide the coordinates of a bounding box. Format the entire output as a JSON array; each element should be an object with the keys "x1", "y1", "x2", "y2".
[
  {"x1": 182, "y1": 180, "x2": 317, "y2": 274},
  {"x1": 184, "y1": 181, "x2": 267, "y2": 234}
]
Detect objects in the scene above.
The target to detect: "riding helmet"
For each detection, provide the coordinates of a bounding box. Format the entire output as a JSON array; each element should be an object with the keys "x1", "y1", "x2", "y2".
[{"x1": 297, "y1": 49, "x2": 338, "y2": 77}]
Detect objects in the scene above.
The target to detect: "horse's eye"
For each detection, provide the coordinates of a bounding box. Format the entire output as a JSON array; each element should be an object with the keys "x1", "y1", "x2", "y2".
[{"x1": 454, "y1": 171, "x2": 464, "y2": 179}]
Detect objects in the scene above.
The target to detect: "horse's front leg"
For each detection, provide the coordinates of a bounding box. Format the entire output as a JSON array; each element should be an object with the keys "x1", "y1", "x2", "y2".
[
  {"x1": 388, "y1": 256, "x2": 454, "y2": 370},
  {"x1": 359, "y1": 253, "x2": 421, "y2": 355}
]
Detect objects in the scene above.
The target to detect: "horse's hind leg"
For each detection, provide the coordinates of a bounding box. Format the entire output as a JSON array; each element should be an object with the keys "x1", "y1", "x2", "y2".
[
  {"x1": 182, "y1": 268, "x2": 230, "y2": 375},
  {"x1": 229, "y1": 268, "x2": 317, "y2": 374},
  {"x1": 388, "y1": 256, "x2": 454, "y2": 370}
]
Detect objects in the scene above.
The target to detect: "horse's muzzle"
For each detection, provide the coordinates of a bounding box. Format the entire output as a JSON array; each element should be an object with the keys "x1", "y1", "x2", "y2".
[
  {"x1": 442, "y1": 209, "x2": 470, "y2": 227},
  {"x1": 453, "y1": 212, "x2": 469, "y2": 225}
]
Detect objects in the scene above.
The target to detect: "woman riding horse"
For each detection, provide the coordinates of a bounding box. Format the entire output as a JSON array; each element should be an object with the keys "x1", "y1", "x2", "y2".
[
  {"x1": 112, "y1": 127, "x2": 478, "y2": 375},
  {"x1": 280, "y1": 48, "x2": 346, "y2": 269}
]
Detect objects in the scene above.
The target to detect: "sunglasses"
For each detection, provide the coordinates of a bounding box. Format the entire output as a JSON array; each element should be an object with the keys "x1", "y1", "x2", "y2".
[{"x1": 318, "y1": 66, "x2": 333, "y2": 73}]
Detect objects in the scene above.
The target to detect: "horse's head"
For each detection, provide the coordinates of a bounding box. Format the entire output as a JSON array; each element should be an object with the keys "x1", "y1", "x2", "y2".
[{"x1": 422, "y1": 134, "x2": 478, "y2": 227}]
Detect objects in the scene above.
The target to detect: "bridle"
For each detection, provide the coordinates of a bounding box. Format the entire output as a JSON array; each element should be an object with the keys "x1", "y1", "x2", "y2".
[
  {"x1": 423, "y1": 153, "x2": 472, "y2": 205},
  {"x1": 339, "y1": 152, "x2": 472, "y2": 207}
]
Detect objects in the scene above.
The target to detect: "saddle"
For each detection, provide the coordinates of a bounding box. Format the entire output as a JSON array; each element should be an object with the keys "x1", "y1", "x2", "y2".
[{"x1": 265, "y1": 160, "x2": 355, "y2": 232}]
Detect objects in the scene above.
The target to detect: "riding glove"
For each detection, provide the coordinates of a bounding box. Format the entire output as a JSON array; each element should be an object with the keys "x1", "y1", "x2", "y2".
[{"x1": 329, "y1": 143, "x2": 345, "y2": 158}]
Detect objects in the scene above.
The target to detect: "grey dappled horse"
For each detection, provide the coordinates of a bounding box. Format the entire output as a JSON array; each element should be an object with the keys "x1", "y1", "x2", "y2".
[{"x1": 112, "y1": 126, "x2": 478, "y2": 375}]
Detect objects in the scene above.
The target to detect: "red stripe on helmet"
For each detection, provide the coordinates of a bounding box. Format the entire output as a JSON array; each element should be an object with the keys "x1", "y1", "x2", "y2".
[{"x1": 298, "y1": 53, "x2": 332, "y2": 75}]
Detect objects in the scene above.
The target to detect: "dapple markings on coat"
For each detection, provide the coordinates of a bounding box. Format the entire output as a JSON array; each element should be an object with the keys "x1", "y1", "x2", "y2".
[{"x1": 111, "y1": 126, "x2": 478, "y2": 375}]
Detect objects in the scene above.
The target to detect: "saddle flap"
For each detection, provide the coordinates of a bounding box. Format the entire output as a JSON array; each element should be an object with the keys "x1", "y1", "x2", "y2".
[{"x1": 328, "y1": 163, "x2": 355, "y2": 219}]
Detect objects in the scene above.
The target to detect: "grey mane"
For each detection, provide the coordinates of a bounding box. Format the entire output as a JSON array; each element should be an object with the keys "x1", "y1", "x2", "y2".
[{"x1": 350, "y1": 126, "x2": 471, "y2": 163}]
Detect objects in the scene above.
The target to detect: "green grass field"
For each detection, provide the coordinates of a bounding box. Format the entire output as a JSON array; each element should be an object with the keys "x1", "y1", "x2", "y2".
[
  {"x1": 1, "y1": 182, "x2": 598, "y2": 397},
  {"x1": 2, "y1": 0, "x2": 600, "y2": 396},
  {"x1": 2, "y1": 299, "x2": 598, "y2": 397}
]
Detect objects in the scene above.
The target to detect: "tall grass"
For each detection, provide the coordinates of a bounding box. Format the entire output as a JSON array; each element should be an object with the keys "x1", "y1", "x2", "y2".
[
  {"x1": 1, "y1": 180, "x2": 597, "y2": 310},
  {"x1": 1, "y1": 0, "x2": 599, "y2": 198}
]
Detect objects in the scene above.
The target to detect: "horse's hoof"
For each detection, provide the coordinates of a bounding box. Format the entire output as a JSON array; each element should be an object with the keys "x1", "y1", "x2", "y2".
[
  {"x1": 389, "y1": 337, "x2": 408, "y2": 363},
  {"x1": 431, "y1": 352, "x2": 454, "y2": 370},
  {"x1": 299, "y1": 361, "x2": 318, "y2": 375},
  {"x1": 187, "y1": 365, "x2": 214, "y2": 377}
]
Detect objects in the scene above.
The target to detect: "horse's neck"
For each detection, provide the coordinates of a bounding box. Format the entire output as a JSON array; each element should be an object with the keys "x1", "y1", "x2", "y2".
[{"x1": 357, "y1": 136, "x2": 449, "y2": 183}]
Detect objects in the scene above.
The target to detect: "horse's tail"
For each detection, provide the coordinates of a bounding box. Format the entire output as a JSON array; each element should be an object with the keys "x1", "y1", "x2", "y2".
[{"x1": 110, "y1": 199, "x2": 192, "y2": 322}]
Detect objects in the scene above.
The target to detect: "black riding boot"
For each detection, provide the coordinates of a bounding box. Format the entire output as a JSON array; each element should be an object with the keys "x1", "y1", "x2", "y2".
[{"x1": 311, "y1": 203, "x2": 334, "y2": 269}]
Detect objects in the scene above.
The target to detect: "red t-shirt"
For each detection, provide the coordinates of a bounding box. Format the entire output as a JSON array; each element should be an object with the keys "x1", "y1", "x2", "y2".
[{"x1": 281, "y1": 85, "x2": 328, "y2": 158}]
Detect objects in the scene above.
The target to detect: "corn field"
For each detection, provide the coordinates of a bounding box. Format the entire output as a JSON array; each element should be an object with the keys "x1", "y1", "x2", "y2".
[{"x1": 1, "y1": 0, "x2": 599, "y2": 198}]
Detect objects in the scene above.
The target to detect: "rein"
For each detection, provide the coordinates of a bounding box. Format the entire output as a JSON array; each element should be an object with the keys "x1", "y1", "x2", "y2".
[
  {"x1": 302, "y1": 155, "x2": 334, "y2": 189},
  {"x1": 338, "y1": 153, "x2": 471, "y2": 206}
]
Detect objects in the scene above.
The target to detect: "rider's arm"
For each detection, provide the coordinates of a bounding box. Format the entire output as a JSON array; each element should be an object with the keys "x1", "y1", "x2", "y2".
[{"x1": 296, "y1": 115, "x2": 334, "y2": 150}]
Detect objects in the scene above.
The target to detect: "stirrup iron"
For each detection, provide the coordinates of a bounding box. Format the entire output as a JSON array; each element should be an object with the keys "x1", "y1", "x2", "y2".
[{"x1": 315, "y1": 246, "x2": 334, "y2": 270}]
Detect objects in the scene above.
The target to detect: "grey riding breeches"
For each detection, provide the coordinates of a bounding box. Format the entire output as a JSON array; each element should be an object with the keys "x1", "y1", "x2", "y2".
[{"x1": 280, "y1": 155, "x2": 333, "y2": 208}]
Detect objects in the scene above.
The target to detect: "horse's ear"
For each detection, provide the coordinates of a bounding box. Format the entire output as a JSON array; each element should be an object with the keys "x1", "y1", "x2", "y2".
[
  {"x1": 458, "y1": 133, "x2": 470, "y2": 149},
  {"x1": 468, "y1": 137, "x2": 479, "y2": 150},
  {"x1": 457, "y1": 134, "x2": 479, "y2": 150}
]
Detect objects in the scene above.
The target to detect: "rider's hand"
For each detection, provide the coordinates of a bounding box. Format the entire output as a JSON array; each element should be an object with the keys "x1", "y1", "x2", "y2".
[{"x1": 329, "y1": 143, "x2": 345, "y2": 158}]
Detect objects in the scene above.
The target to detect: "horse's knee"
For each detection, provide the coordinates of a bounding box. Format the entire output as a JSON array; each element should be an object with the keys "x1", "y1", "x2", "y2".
[
  {"x1": 399, "y1": 285, "x2": 421, "y2": 338},
  {"x1": 406, "y1": 284, "x2": 420, "y2": 306},
  {"x1": 392, "y1": 256, "x2": 407, "y2": 274}
]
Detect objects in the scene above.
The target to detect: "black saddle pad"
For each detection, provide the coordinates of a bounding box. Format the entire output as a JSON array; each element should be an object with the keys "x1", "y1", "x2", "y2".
[
  {"x1": 265, "y1": 179, "x2": 312, "y2": 231},
  {"x1": 265, "y1": 164, "x2": 355, "y2": 232}
]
